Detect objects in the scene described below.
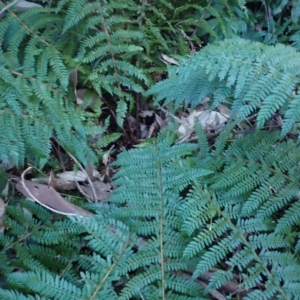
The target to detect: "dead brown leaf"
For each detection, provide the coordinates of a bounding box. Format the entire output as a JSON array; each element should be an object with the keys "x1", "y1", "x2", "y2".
[
  {"x1": 69, "y1": 69, "x2": 83, "y2": 105},
  {"x1": 78, "y1": 180, "x2": 111, "y2": 203},
  {"x1": 161, "y1": 54, "x2": 180, "y2": 66},
  {"x1": 31, "y1": 177, "x2": 76, "y2": 191},
  {"x1": 14, "y1": 177, "x2": 92, "y2": 217},
  {"x1": 0, "y1": 197, "x2": 6, "y2": 232},
  {"x1": 155, "y1": 113, "x2": 167, "y2": 129},
  {"x1": 217, "y1": 104, "x2": 231, "y2": 118}
]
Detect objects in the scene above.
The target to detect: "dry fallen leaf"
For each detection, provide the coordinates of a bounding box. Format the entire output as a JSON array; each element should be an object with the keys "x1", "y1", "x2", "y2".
[
  {"x1": 79, "y1": 180, "x2": 111, "y2": 203},
  {"x1": 103, "y1": 145, "x2": 114, "y2": 167},
  {"x1": 197, "y1": 110, "x2": 228, "y2": 130},
  {"x1": 15, "y1": 1, "x2": 43, "y2": 11},
  {"x1": 161, "y1": 54, "x2": 180, "y2": 66},
  {"x1": 69, "y1": 69, "x2": 83, "y2": 105},
  {"x1": 0, "y1": 197, "x2": 6, "y2": 232},
  {"x1": 200, "y1": 97, "x2": 211, "y2": 105},
  {"x1": 139, "y1": 110, "x2": 154, "y2": 118},
  {"x1": 178, "y1": 109, "x2": 228, "y2": 138},
  {"x1": 57, "y1": 170, "x2": 100, "y2": 182},
  {"x1": 147, "y1": 120, "x2": 156, "y2": 138},
  {"x1": 155, "y1": 113, "x2": 167, "y2": 129},
  {"x1": 178, "y1": 110, "x2": 202, "y2": 135},
  {"x1": 31, "y1": 176, "x2": 76, "y2": 191},
  {"x1": 139, "y1": 123, "x2": 147, "y2": 139},
  {"x1": 217, "y1": 104, "x2": 231, "y2": 118},
  {"x1": 14, "y1": 178, "x2": 91, "y2": 217}
]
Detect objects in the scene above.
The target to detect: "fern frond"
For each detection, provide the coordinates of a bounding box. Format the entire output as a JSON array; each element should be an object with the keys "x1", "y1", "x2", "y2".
[
  {"x1": 148, "y1": 38, "x2": 300, "y2": 137},
  {"x1": 108, "y1": 128, "x2": 212, "y2": 299},
  {"x1": 0, "y1": 289, "x2": 46, "y2": 300},
  {"x1": 179, "y1": 129, "x2": 300, "y2": 298},
  {"x1": 7, "y1": 270, "x2": 83, "y2": 299}
]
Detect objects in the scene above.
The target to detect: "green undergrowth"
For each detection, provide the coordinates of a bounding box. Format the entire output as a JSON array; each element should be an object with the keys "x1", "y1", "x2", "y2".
[
  {"x1": 1, "y1": 1, "x2": 300, "y2": 299},
  {"x1": 0, "y1": 0, "x2": 249, "y2": 167},
  {"x1": 1, "y1": 124, "x2": 300, "y2": 299}
]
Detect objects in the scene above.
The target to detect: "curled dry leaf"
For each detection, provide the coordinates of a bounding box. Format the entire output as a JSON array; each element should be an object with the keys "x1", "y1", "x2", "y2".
[
  {"x1": 75, "y1": 89, "x2": 84, "y2": 105},
  {"x1": 69, "y1": 69, "x2": 83, "y2": 105},
  {"x1": 140, "y1": 124, "x2": 147, "y2": 139},
  {"x1": 178, "y1": 110, "x2": 201, "y2": 135},
  {"x1": 1, "y1": 182, "x2": 9, "y2": 198},
  {"x1": 161, "y1": 54, "x2": 180, "y2": 66},
  {"x1": 14, "y1": 178, "x2": 91, "y2": 217},
  {"x1": 69, "y1": 71, "x2": 99, "y2": 107},
  {"x1": 178, "y1": 109, "x2": 229, "y2": 137},
  {"x1": 275, "y1": 115, "x2": 283, "y2": 126}
]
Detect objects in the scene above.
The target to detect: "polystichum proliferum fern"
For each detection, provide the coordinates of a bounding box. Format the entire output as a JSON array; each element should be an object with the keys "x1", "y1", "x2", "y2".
[
  {"x1": 0, "y1": 0, "x2": 148, "y2": 166},
  {"x1": 1, "y1": 127, "x2": 300, "y2": 299},
  {"x1": 1, "y1": 36, "x2": 300, "y2": 299},
  {"x1": 149, "y1": 38, "x2": 300, "y2": 137}
]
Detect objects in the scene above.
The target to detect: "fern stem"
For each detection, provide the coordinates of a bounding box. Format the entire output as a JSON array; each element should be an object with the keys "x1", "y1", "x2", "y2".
[
  {"x1": 0, "y1": 1, "x2": 54, "y2": 49},
  {"x1": 157, "y1": 143, "x2": 166, "y2": 299}
]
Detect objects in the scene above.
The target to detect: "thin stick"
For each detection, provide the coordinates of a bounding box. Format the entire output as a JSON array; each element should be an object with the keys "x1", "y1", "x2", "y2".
[
  {"x1": 75, "y1": 181, "x2": 93, "y2": 203},
  {"x1": 67, "y1": 151, "x2": 97, "y2": 202},
  {"x1": 0, "y1": 0, "x2": 20, "y2": 16}
]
